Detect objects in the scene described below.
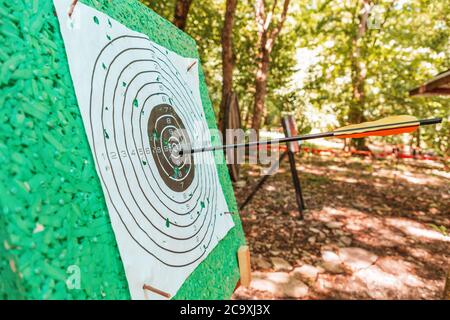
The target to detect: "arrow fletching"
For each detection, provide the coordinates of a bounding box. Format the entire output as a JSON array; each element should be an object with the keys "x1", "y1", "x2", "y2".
[{"x1": 333, "y1": 115, "x2": 420, "y2": 139}]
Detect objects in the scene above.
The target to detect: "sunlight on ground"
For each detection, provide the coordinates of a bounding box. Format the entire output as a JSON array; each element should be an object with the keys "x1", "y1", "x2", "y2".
[
  {"x1": 385, "y1": 218, "x2": 450, "y2": 242},
  {"x1": 234, "y1": 155, "x2": 449, "y2": 300},
  {"x1": 315, "y1": 207, "x2": 409, "y2": 247},
  {"x1": 370, "y1": 168, "x2": 445, "y2": 186},
  {"x1": 298, "y1": 163, "x2": 360, "y2": 184},
  {"x1": 331, "y1": 176, "x2": 359, "y2": 184},
  {"x1": 326, "y1": 165, "x2": 351, "y2": 173},
  {"x1": 431, "y1": 169, "x2": 450, "y2": 179}
]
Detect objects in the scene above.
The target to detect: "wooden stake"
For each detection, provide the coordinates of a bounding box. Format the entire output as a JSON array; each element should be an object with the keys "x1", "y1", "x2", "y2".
[
  {"x1": 237, "y1": 245, "x2": 251, "y2": 287},
  {"x1": 68, "y1": 0, "x2": 78, "y2": 18},
  {"x1": 143, "y1": 284, "x2": 171, "y2": 299},
  {"x1": 187, "y1": 60, "x2": 197, "y2": 72},
  {"x1": 443, "y1": 267, "x2": 450, "y2": 300}
]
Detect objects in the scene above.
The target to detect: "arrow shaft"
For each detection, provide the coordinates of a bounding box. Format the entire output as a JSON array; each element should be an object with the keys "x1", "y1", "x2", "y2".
[{"x1": 183, "y1": 117, "x2": 442, "y2": 155}]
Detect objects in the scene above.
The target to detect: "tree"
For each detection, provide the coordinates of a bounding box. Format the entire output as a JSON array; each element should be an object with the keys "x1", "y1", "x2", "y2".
[
  {"x1": 143, "y1": 0, "x2": 448, "y2": 155},
  {"x1": 348, "y1": 0, "x2": 371, "y2": 150},
  {"x1": 250, "y1": 0, "x2": 291, "y2": 136},
  {"x1": 218, "y1": 0, "x2": 238, "y2": 132},
  {"x1": 300, "y1": 0, "x2": 448, "y2": 154},
  {"x1": 173, "y1": 0, "x2": 193, "y2": 30},
  {"x1": 143, "y1": 0, "x2": 298, "y2": 132}
]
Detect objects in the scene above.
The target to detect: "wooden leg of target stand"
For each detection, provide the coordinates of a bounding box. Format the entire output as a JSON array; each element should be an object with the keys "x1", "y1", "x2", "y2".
[
  {"x1": 282, "y1": 115, "x2": 306, "y2": 220},
  {"x1": 236, "y1": 245, "x2": 251, "y2": 290},
  {"x1": 286, "y1": 149, "x2": 306, "y2": 219}
]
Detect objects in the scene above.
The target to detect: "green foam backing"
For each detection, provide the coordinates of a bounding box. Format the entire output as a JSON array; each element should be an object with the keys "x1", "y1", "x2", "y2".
[{"x1": 0, "y1": 0, "x2": 245, "y2": 299}]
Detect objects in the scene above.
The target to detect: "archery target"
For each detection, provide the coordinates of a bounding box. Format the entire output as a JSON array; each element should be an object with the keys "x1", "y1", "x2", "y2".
[{"x1": 54, "y1": 0, "x2": 234, "y2": 300}]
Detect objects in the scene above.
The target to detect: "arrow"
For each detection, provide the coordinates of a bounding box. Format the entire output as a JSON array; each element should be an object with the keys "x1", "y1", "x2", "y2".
[{"x1": 179, "y1": 116, "x2": 442, "y2": 155}]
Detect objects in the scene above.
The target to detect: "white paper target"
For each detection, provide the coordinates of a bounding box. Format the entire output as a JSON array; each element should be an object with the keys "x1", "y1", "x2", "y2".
[{"x1": 53, "y1": 0, "x2": 234, "y2": 299}]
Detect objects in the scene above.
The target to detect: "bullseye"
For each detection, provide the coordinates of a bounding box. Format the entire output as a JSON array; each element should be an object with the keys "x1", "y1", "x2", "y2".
[{"x1": 148, "y1": 103, "x2": 194, "y2": 192}]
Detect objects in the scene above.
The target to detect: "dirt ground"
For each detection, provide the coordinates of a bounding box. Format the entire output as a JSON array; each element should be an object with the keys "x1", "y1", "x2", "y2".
[{"x1": 232, "y1": 151, "x2": 450, "y2": 300}]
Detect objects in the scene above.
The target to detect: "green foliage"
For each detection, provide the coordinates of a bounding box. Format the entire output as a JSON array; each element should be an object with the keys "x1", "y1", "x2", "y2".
[
  {"x1": 142, "y1": 0, "x2": 299, "y2": 128},
  {"x1": 299, "y1": 0, "x2": 449, "y2": 154},
  {"x1": 143, "y1": 0, "x2": 449, "y2": 154},
  {"x1": 143, "y1": 0, "x2": 225, "y2": 110}
]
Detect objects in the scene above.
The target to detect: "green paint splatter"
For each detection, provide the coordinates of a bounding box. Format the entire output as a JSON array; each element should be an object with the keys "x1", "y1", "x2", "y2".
[
  {"x1": 106, "y1": 34, "x2": 111, "y2": 40},
  {"x1": 173, "y1": 166, "x2": 180, "y2": 178},
  {"x1": 104, "y1": 130, "x2": 109, "y2": 139},
  {"x1": 156, "y1": 75, "x2": 160, "y2": 82},
  {"x1": 200, "y1": 201, "x2": 205, "y2": 209},
  {"x1": 102, "y1": 62, "x2": 107, "y2": 70},
  {"x1": 142, "y1": 160, "x2": 147, "y2": 165},
  {"x1": 165, "y1": 218, "x2": 170, "y2": 228},
  {"x1": 133, "y1": 99, "x2": 138, "y2": 108},
  {"x1": 153, "y1": 129, "x2": 160, "y2": 140},
  {"x1": 93, "y1": 16, "x2": 99, "y2": 25},
  {"x1": 162, "y1": 139, "x2": 169, "y2": 146},
  {"x1": 122, "y1": 82, "x2": 127, "y2": 87},
  {"x1": 108, "y1": 19, "x2": 112, "y2": 28}
]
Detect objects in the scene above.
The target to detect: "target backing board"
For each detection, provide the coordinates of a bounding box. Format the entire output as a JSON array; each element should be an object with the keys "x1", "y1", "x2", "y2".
[{"x1": 53, "y1": 0, "x2": 236, "y2": 299}]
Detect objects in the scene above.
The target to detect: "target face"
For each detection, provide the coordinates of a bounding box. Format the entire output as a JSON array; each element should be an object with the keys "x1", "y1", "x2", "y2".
[
  {"x1": 147, "y1": 104, "x2": 194, "y2": 192},
  {"x1": 54, "y1": 0, "x2": 234, "y2": 300}
]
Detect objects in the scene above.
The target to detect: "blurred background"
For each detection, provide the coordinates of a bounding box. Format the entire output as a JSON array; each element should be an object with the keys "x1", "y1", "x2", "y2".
[
  {"x1": 142, "y1": 0, "x2": 449, "y2": 299},
  {"x1": 144, "y1": 0, "x2": 448, "y2": 155}
]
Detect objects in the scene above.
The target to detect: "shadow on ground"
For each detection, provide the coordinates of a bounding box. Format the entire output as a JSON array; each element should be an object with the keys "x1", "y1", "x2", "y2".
[{"x1": 232, "y1": 153, "x2": 449, "y2": 300}]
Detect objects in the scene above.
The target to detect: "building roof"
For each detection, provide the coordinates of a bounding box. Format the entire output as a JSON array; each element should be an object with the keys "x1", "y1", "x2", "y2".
[{"x1": 409, "y1": 69, "x2": 450, "y2": 96}]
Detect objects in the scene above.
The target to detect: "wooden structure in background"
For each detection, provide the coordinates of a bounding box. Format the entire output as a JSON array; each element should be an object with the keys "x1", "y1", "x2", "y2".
[
  {"x1": 409, "y1": 69, "x2": 450, "y2": 97},
  {"x1": 240, "y1": 115, "x2": 305, "y2": 219},
  {"x1": 281, "y1": 115, "x2": 306, "y2": 218},
  {"x1": 410, "y1": 69, "x2": 449, "y2": 300},
  {"x1": 223, "y1": 93, "x2": 242, "y2": 182}
]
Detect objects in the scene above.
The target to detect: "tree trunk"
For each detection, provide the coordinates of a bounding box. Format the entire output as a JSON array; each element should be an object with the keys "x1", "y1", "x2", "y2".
[
  {"x1": 349, "y1": 0, "x2": 371, "y2": 150},
  {"x1": 218, "y1": 0, "x2": 238, "y2": 132},
  {"x1": 173, "y1": 0, "x2": 193, "y2": 31},
  {"x1": 415, "y1": 127, "x2": 421, "y2": 149},
  {"x1": 251, "y1": 52, "x2": 270, "y2": 136},
  {"x1": 250, "y1": 0, "x2": 291, "y2": 137}
]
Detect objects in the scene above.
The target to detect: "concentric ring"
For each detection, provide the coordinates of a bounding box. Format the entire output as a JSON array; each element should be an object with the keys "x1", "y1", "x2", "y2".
[{"x1": 87, "y1": 35, "x2": 222, "y2": 267}]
